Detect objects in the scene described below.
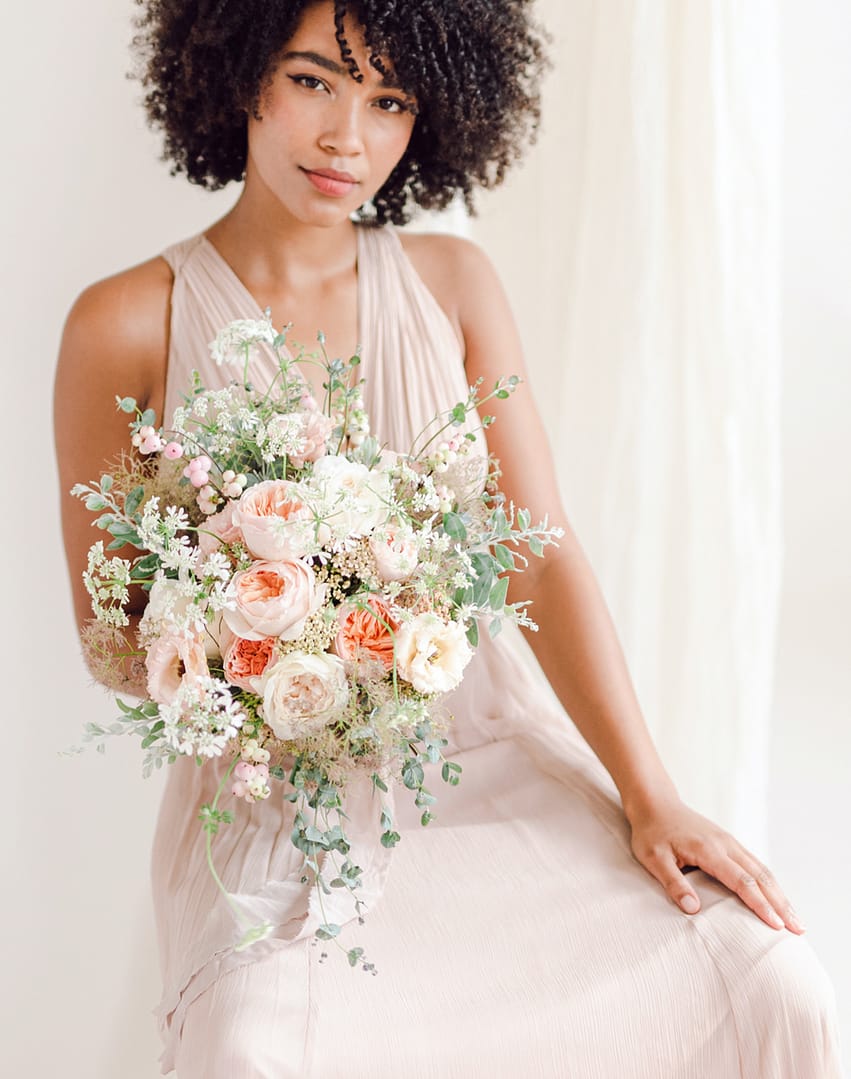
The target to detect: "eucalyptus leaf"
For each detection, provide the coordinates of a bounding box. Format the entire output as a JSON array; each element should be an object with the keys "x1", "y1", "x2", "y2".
[
  {"x1": 442, "y1": 511, "x2": 467, "y2": 541},
  {"x1": 124, "y1": 485, "x2": 146, "y2": 517},
  {"x1": 489, "y1": 576, "x2": 509, "y2": 611}
]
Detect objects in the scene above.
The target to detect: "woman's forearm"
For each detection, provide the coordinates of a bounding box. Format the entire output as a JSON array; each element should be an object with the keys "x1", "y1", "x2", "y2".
[{"x1": 518, "y1": 529, "x2": 680, "y2": 819}]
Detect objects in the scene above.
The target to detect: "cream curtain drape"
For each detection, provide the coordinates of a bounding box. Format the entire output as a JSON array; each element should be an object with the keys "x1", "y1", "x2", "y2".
[{"x1": 471, "y1": 0, "x2": 783, "y2": 850}]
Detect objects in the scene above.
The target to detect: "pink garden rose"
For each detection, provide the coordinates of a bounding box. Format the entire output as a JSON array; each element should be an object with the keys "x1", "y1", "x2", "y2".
[
  {"x1": 223, "y1": 559, "x2": 322, "y2": 641},
  {"x1": 233, "y1": 479, "x2": 315, "y2": 561},
  {"x1": 198, "y1": 501, "x2": 241, "y2": 557},
  {"x1": 268, "y1": 407, "x2": 332, "y2": 468},
  {"x1": 369, "y1": 523, "x2": 418, "y2": 582},
  {"x1": 145, "y1": 631, "x2": 209, "y2": 705}
]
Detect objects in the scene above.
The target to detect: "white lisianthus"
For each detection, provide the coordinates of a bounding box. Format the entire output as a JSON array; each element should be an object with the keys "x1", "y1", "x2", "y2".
[
  {"x1": 261, "y1": 652, "x2": 349, "y2": 740},
  {"x1": 394, "y1": 613, "x2": 473, "y2": 695},
  {"x1": 309, "y1": 455, "x2": 391, "y2": 538}
]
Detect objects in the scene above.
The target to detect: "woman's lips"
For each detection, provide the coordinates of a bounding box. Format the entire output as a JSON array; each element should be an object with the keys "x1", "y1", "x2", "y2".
[{"x1": 302, "y1": 168, "x2": 358, "y2": 198}]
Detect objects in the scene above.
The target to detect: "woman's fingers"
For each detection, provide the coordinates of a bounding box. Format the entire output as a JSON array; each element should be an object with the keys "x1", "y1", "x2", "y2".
[
  {"x1": 638, "y1": 841, "x2": 806, "y2": 934},
  {"x1": 640, "y1": 846, "x2": 702, "y2": 914},
  {"x1": 691, "y1": 845, "x2": 806, "y2": 933},
  {"x1": 736, "y1": 854, "x2": 807, "y2": 934}
]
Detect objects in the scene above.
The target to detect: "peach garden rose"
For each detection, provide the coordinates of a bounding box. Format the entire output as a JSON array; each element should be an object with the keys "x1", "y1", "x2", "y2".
[
  {"x1": 223, "y1": 559, "x2": 322, "y2": 641},
  {"x1": 233, "y1": 479, "x2": 317, "y2": 561}
]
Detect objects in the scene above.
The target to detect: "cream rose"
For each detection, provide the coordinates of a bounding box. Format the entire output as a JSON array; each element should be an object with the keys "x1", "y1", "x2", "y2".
[
  {"x1": 223, "y1": 559, "x2": 322, "y2": 642},
  {"x1": 233, "y1": 479, "x2": 317, "y2": 561},
  {"x1": 145, "y1": 631, "x2": 209, "y2": 705},
  {"x1": 261, "y1": 652, "x2": 349, "y2": 740},
  {"x1": 394, "y1": 613, "x2": 473, "y2": 695},
  {"x1": 369, "y1": 523, "x2": 419, "y2": 582}
]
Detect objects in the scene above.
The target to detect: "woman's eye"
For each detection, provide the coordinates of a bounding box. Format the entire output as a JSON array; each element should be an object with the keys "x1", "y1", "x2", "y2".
[
  {"x1": 375, "y1": 97, "x2": 410, "y2": 114},
  {"x1": 290, "y1": 74, "x2": 326, "y2": 92}
]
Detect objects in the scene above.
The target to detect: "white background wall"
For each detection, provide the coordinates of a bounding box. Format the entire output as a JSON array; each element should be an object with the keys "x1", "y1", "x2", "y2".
[{"x1": 2, "y1": 1, "x2": 848, "y2": 1074}]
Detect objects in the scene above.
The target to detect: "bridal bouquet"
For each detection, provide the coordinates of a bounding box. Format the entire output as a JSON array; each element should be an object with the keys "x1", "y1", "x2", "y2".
[{"x1": 69, "y1": 318, "x2": 562, "y2": 968}]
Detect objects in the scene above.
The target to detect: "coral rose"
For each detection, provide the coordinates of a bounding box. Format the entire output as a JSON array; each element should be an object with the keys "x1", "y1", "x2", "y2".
[
  {"x1": 233, "y1": 479, "x2": 316, "y2": 561},
  {"x1": 334, "y1": 597, "x2": 399, "y2": 673},
  {"x1": 394, "y1": 613, "x2": 473, "y2": 695},
  {"x1": 223, "y1": 631, "x2": 277, "y2": 693},
  {"x1": 223, "y1": 559, "x2": 322, "y2": 642},
  {"x1": 261, "y1": 652, "x2": 349, "y2": 740}
]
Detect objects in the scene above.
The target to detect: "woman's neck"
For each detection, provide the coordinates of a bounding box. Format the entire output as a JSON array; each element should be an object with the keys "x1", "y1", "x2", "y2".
[{"x1": 204, "y1": 185, "x2": 360, "y2": 294}]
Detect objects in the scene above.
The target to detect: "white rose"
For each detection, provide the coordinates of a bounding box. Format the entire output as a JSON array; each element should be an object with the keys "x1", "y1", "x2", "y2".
[
  {"x1": 261, "y1": 652, "x2": 349, "y2": 740},
  {"x1": 310, "y1": 455, "x2": 391, "y2": 538},
  {"x1": 369, "y1": 523, "x2": 419, "y2": 582},
  {"x1": 140, "y1": 576, "x2": 196, "y2": 636},
  {"x1": 394, "y1": 613, "x2": 473, "y2": 695}
]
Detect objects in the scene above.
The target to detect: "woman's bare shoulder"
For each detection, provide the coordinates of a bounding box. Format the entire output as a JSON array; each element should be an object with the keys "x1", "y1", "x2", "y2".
[
  {"x1": 57, "y1": 255, "x2": 174, "y2": 411},
  {"x1": 397, "y1": 229, "x2": 497, "y2": 347}
]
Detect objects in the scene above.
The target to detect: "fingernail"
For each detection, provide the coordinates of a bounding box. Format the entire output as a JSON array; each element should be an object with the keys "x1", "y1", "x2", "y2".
[
  {"x1": 769, "y1": 911, "x2": 785, "y2": 929},
  {"x1": 788, "y1": 914, "x2": 807, "y2": 932},
  {"x1": 680, "y1": 894, "x2": 700, "y2": 914}
]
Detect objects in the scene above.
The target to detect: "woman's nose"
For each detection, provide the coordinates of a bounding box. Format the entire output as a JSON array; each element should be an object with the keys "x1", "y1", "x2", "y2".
[{"x1": 318, "y1": 98, "x2": 365, "y2": 157}]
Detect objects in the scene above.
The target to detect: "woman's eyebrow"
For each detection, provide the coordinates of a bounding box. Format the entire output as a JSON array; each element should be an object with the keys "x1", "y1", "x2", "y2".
[{"x1": 279, "y1": 49, "x2": 403, "y2": 89}]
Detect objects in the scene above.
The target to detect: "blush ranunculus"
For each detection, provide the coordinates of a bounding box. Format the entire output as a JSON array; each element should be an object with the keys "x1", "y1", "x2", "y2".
[
  {"x1": 393, "y1": 613, "x2": 473, "y2": 695},
  {"x1": 223, "y1": 631, "x2": 278, "y2": 692},
  {"x1": 145, "y1": 631, "x2": 210, "y2": 705},
  {"x1": 233, "y1": 479, "x2": 316, "y2": 561},
  {"x1": 290, "y1": 409, "x2": 335, "y2": 469},
  {"x1": 261, "y1": 652, "x2": 349, "y2": 740},
  {"x1": 334, "y1": 596, "x2": 399, "y2": 673},
  {"x1": 223, "y1": 559, "x2": 322, "y2": 642}
]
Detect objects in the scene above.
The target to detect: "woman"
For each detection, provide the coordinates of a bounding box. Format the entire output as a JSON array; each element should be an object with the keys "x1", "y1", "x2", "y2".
[{"x1": 54, "y1": 1, "x2": 843, "y2": 1076}]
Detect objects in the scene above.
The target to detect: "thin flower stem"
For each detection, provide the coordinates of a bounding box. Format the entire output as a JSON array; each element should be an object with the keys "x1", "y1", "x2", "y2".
[{"x1": 204, "y1": 755, "x2": 247, "y2": 927}]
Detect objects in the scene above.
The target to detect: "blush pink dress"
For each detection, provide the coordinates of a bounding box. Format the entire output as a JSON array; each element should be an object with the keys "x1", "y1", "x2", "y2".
[{"x1": 151, "y1": 224, "x2": 844, "y2": 1078}]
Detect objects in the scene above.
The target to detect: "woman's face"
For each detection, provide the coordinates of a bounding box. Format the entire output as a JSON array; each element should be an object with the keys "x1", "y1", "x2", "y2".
[{"x1": 245, "y1": 1, "x2": 418, "y2": 226}]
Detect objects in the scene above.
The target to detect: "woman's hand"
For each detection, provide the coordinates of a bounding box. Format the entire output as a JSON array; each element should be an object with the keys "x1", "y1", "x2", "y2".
[{"x1": 626, "y1": 796, "x2": 806, "y2": 934}]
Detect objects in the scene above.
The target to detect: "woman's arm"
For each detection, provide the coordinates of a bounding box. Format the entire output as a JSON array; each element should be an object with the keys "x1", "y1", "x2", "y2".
[
  {"x1": 429, "y1": 235, "x2": 803, "y2": 935},
  {"x1": 432, "y1": 236, "x2": 674, "y2": 812},
  {"x1": 54, "y1": 257, "x2": 173, "y2": 695}
]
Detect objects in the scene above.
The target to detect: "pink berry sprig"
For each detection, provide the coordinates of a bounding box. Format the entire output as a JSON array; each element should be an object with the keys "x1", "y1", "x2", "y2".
[{"x1": 182, "y1": 455, "x2": 247, "y2": 515}]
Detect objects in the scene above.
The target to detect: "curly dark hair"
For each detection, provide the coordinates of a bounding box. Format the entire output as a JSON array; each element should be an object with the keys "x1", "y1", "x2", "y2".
[{"x1": 131, "y1": 0, "x2": 549, "y2": 226}]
